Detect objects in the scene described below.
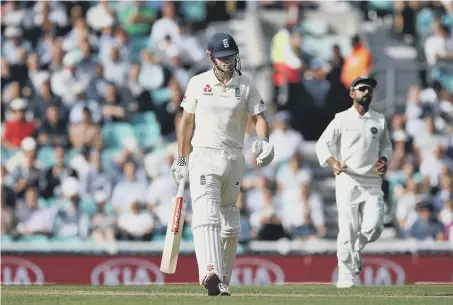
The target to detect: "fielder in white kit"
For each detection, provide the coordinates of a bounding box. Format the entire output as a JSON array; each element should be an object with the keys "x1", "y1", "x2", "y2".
[
  {"x1": 315, "y1": 77, "x2": 392, "y2": 288},
  {"x1": 171, "y1": 32, "x2": 274, "y2": 296}
]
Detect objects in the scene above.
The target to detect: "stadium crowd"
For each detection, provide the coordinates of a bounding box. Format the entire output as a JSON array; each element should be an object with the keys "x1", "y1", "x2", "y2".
[{"x1": 1, "y1": 1, "x2": 452, "y2": 246}]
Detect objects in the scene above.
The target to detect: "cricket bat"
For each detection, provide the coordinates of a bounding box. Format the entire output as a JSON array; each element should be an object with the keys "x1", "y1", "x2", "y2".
[{"x1": 160, "y1": 178, "x2": 187, "y2": 274}]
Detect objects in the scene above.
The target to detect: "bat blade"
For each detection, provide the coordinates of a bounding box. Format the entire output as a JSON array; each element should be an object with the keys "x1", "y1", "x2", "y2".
[{"x1": 160, "y1": 178, "x2": 186, "y2": 274}]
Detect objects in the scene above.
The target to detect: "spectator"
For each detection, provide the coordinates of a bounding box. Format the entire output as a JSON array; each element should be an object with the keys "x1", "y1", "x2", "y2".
[
  {"x1": 122, "y1": 63, "x2": 153, "y2": 113},
  {"x1": 236, "y1": 187, "x2": 251, "y2": 242},
  {"x1": 1, "y1": 165, "x2": 16, "y2": 209},
  {"x1": 86, "y1": 63, "x2": 109, "y2": 102},
  {"x1": 303, "y1": 58, "x2": 331, "y2": 109},
  {"x1": 250, "y1": 187, "x2": 287, "y2": 241},
  {"x1": 2, "y1": 98, "x2": 36, "y2": 149},
  {"x1": 1, "y1": 57, "x2": 13, "y2": 91},
  {"x1": 54, "y1": 177, "x2": 90, "y2": 240},
  {"x1": 91, "y1": 190, "x2": 116, "y2": 243},
  {"x1": 1, "y1": 192, "x2": 15, "y2": 235},
  {"x1": 145, "y1": 159, "x2": 177, "y2": 227},
  {"x1": 77, "y1": 40, "x2": 97, "y2": 81},
  {"x1": 69, "y1": 85, "x2": 102, "y2": 124},
  {"x1": 396, "y1": 179, "x2": 423, "y2": 237},
  {"x1": 31, "y1": 73, "x2": 66, "y2": 123},
  {"x1": 150, "y1": 1, "x2": 180, "y2": 46},
  {"x1": 15, "y1": 187, "x2": 55, "y2": 238},
  {"x1": 410, "y1": 201, "x2": 445, "y2": 241},
  {"x1": 9, "y1": 47, "x2": 29, "y2": 89},
  {"x1": 276, "y1": 153, "x2": 312, "y2": 198},
  {"x1": 439, "y1": 198, "x2": 453, "y2": 243},
  {"x1": 139, "y1": 50, "x2": 165, "y2": 90},
  {"x1": 26, "y1": 52, "x2": 42, "y2": 93},
  {"x1": 86, "y1": 0, "x2": 115, "y2": 32},
  {"x1": 8, "y1": 142, "x2": 42, "y2": 199},
  {"x1": 103, "y1": 46, "x2": 128, "y2": 87},
  {"x1": 2, "y1": 27, "x2": 32, "y2": 65},
  {"x1": 117, "y1": 0, "x2": 155, "y2": 37},
  {"x1": 38, "y1": 104, "x2": 68, "y2": 147},
  {"x1": 282, "y1": 177, "x2": 326, "y2": 240},
  {"x1": 101, "y1": 84, "x2": 128, "y2": 122},
  {"x1": 414, "y1": 116, "x2": 449, "y2": 160},
  {"x1": 111, "y1": 160, "x2": 147, "y2": 213},
  {"x1": 340, "y1": 34, "x2": 373, "y2": 89},
  {"x1": 81, "y1": 149, "x2": 113, "y2": 200},
  {"x1": 326, "y1": 44, "x2": 345, "y2": 86},
  {"x1": 40, "y1": 146, "x2": 78, "y2": 199},
  {"x1": 117, "y1": 198, "x2": 154, "y2": 241},
  {"x1": 269, "y1": 111, "x2": 304, "y2": 165},
  {"x1": 434, "y1": 174, "x2": 453, "y2": 213},
  {"x1": 69, "y1": 107, "x2": 101, "y2": 149},
  {"x1": 50, "y1": 51, "x2": 84, "y2": 106},
  {"x1": 419, "y1": 145, "x2": 453, "y2": 188},
  {"x1": 424, "y1": 23, "x2": 453, "y2": 67},
  {"x1": 176, "y1": 21, "x2": 205, "y2": 65}
]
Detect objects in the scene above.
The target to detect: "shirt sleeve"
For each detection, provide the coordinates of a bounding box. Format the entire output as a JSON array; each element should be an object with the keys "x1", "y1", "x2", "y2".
[
  {"x1": 315, "y1": 115, "x2": 341, "y2": 167},
  {"x1": 379, "y1": 118, "x2": 393, "y2": 162},
  {"x1": 180, "y1": 78, "x2": 198, "y2": 113},
  {"x1": 247, "y1": 82, "x2": 267, "y2": 116}
]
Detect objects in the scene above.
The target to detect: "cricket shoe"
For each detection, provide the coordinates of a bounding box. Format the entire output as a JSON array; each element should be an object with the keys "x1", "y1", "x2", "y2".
[
  {"x1": 354, "y1": 250, "x2": 362, "y2": 275},
  {"x1": 203, "y1": 272, "x2": 231, "y2": 296}
]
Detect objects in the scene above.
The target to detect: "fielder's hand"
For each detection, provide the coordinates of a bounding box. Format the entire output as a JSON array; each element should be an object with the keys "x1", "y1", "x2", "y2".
[
  {"x1": 170, "y1": 157, "x2": 189, "y2": 185},
  {"x1": 374, "y1": 158, "x2": 387, "y2": 176},
  {"x1": 252, "y1": 138, "x2": 274, "y2": 167},
  {"x1": 332, "y1": 160, "x2": 347, "y2": 176}
]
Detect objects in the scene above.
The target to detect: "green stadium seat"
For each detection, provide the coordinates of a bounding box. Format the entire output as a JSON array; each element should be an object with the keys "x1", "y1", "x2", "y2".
[
  {"x1": 80, "y1": 198, "x2": 97, "y2": 216},
  {"x1": 102, "y1": 123, "x2": 136, "y2": 148},
  {"x1": 151, "y1": 87, "x2": 173, "y2": 106},
  {"x1": 37, "y1": 146, "x2": 55, "y2": 167},
  {"x1": 416, "y1": 9, "x2": 435, "y2": 38},
  {"x1": 18, "y1": 235, "x2": 50, "y2": 244},
  {"x1": 131, "y1": 111, "x2": 158, "y2": 125},
  {"x1": 368, "y1": 0, "x2": 393, "y2": 11},
  {"x1": 1, "y1": 147, "x2": 18, "y2": 161},
  {"x1": 101, "y1": 147, "x2": 121, "y2": 168},
  {"x1": 134, "y1": 121, "x2": 162, "y2": 148},
  {"x1": 181, "y1": 1, "x2": 207, "y2": 22},
  {"x1": 1, "y1": 235, "x2": 13, "y2": 244}
]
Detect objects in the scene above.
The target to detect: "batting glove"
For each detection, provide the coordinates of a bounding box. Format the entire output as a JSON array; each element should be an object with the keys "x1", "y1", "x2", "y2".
[
  {"x1": 252, "y1": 138, "x2": 274, "y2": 167},
  {"x1": 170, "y1": 157, "x2": 189, "y2": 185}
]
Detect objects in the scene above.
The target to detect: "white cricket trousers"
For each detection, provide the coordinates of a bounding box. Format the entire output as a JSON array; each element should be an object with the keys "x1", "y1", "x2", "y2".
[
  {"x1": 188, "y1": 147, "x2": 245, "y2": 284},
  {"x1": 335, "y1": 174, "x2": 385, "y2": 277}
]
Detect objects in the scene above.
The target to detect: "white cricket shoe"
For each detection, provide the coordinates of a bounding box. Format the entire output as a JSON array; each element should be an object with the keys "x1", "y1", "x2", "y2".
[{"x1": 336, "y1": 280, "x2": 355, "y2": 288}]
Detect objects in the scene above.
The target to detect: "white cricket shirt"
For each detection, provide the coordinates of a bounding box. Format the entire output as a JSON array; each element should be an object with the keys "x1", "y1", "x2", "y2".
[
  {"x1": 181, "y1": 70, "x2": 267, "y2": 150},
  {"x1": 316, "y1": 106, "x2": 393, "y2": 186}
]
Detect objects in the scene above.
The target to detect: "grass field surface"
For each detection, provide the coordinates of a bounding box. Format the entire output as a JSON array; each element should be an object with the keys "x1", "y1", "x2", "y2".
[{"x1": 2, "y1": 284, "x2": 453, "y2": 305}]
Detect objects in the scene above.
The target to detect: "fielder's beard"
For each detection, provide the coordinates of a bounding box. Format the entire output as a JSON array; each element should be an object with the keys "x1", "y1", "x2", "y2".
[{"x1": 359, "y1": 95, "x2": 372, "y2": 107}]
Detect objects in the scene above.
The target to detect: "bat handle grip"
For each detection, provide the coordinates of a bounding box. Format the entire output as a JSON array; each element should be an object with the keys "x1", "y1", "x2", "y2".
[{"x1": 177, "y1": 178, "x2": 186, "y2": 197}]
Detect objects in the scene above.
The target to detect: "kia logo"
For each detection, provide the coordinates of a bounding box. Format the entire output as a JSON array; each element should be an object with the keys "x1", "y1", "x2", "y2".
[
  {"x1": 1, "y1": 257, "x2": 44, "y2": 285},
  {"x1": 230, "y1": 258, "x2": 285, "y2": 286},
  {"x1": 91, "y1": 258, "x2": 164, "y2": 286},
  {"x1": 332, "y1": 258, "x2": 405, "y2": 286}
]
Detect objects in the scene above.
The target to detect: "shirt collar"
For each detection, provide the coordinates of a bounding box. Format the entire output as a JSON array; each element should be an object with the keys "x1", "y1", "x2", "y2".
[
  {"x1": 210, "y1": 69, "x2": 239, "y2": 87},
  {"x1": 350, "y1": 105, "x2": 372, "y2": 118}
]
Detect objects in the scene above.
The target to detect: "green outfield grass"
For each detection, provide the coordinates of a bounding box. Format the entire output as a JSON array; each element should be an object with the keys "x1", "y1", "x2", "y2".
[{"x1": 2, "y1": 284, "x2": 452, "y2": 305}]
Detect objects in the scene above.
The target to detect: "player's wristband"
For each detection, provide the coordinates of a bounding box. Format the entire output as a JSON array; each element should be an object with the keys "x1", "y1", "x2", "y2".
[{"x1": 177, "y1": 157, "x2": 188, "y2": 166}]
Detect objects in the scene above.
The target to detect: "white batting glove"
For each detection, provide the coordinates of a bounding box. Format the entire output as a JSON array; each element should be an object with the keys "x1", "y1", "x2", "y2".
[
  {"x1": 252, "y1": 138, "x2": 274, "y2": 167},
  {"x1": 170, "y1": 157, "x2": 189, "y2": 185}
]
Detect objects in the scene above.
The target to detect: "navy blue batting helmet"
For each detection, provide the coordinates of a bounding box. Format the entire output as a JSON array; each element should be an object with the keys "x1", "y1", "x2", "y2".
[{"x1": 207, "y1": 33, "x2": 239, "y2": 58}]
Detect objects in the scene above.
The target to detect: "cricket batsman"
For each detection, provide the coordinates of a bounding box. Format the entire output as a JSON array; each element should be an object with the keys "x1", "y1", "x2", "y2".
[
  {"x1": 170, "y1": 32, "x2": 274, "y2": 296},
  {"x1": 315, "y1": 76, "x2": 392, "y2": 288}
]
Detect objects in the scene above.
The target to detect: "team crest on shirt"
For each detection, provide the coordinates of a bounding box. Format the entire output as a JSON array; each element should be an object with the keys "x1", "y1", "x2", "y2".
[
  {"x1": 235, "y1": 87, "x2": 241, "y2": 100},
  {"x1": 203, "y1": 84, "x2": 213, "y2": 96},
  {"x1": 370, "y1": 127, "x2": 378, "y2": 137}
]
